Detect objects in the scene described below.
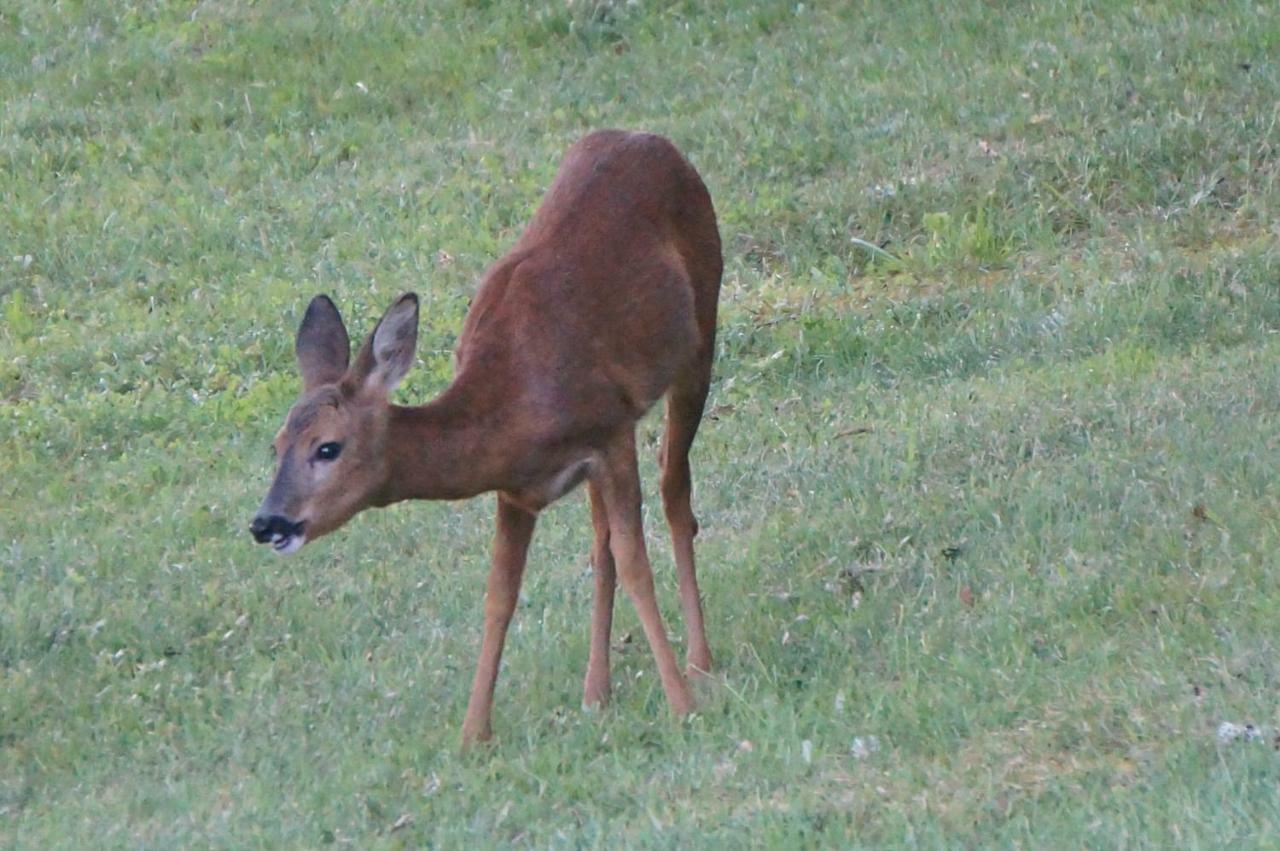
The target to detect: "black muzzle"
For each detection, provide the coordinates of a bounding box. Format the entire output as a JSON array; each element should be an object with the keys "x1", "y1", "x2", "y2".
[{"x1": 249, "y1": 514, "x2": 304, "y2": 544}]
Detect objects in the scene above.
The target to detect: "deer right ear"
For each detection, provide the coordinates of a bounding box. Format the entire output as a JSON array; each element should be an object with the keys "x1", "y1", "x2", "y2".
[
  {"x1": 296, "y1": 295, "x2": 350, "y2": 390},
  {"x1": 349, "y1": 293, "x2": 419, "y2": 396}
]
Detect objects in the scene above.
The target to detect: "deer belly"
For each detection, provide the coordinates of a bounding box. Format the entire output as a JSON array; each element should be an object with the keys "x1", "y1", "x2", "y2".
[{"x1": 504, "y1": 456, "x2": 596, "y2": 513}]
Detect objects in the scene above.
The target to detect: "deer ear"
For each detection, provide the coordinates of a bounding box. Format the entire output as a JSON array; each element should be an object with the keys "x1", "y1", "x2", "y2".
[
  {"x1": 351, "y1": 293, "x2": 418, "y2": 395},
  {"x1": 296, "y1": 295, "x2": 350, "y2": 390}
]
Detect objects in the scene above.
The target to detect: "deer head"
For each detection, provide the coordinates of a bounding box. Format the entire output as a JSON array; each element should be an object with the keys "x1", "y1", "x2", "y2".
[{"x1": 250, "y1": 293, "x2": 419, "y2": 554}]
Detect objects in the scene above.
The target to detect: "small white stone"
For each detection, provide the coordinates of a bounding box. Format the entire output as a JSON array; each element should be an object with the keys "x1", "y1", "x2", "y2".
[
  {"x1": 852, "y1": 735, "x2": 881, "y2": 759},
  {"x1": 1217, "y1": 721, "x2": 1262, "y2": 744}
]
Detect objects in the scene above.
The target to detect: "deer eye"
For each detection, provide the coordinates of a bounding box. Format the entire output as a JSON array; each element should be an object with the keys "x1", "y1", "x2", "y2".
[{"x1": 315, "y1": 442, "x2": 342, "y2": 462}]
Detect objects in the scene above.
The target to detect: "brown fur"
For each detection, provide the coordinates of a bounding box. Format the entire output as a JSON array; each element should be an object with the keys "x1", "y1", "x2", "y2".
[{"x1": 255, "y1": 130, "x2": 722, "y2": 745}]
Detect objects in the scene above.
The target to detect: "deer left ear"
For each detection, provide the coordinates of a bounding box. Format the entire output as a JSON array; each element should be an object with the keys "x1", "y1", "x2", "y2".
[
  {"x1": 296, "y1": 295, "x2": 350, "y2": 391},
  {"x1": 351, "y1": 293, "x2": 418, "y2": 395}
]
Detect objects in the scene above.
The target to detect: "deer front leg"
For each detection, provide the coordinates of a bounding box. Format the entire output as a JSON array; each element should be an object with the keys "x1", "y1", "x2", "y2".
[
  {"x1": 461, "y1": 495, "x2": 537, "y2": 747},
  {"x1": 583, "y1": 480, "x2": 616, "y2": 708}
]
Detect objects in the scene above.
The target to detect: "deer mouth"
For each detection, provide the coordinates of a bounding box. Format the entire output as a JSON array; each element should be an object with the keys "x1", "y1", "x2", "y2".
[
  {"x1": 271, "y1": 531, "x2": 306, "y2": 555},
  {"x1": 251, "y1": 514, "x2": 307, "y2": 555}
]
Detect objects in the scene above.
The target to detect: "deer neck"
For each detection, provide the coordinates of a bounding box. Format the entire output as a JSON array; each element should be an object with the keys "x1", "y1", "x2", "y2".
[{"x1": 380, "y1": 376, "x2": 504, "y2": 504}]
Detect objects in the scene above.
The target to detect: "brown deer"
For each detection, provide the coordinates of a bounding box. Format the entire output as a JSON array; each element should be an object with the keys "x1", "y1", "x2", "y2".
[{"x1": 250, "y1": 130, "x2": 722, "y2": 745}]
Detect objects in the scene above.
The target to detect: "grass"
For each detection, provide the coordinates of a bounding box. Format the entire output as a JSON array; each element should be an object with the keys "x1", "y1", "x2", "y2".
[{"x1": 2, "y1": 0, "x2": 1279, "y2": 846}]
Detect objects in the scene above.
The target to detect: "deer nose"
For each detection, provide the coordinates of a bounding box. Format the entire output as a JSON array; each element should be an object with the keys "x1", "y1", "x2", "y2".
[{"x1": 250, "y1": 514, "x2": 303, "y2": 544}]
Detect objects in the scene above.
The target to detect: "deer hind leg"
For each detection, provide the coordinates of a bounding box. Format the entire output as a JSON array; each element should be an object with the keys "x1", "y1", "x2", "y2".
[
  {"x1": 461, "y1": 495, "x2": 537, "y2": 747},
  {"x1": 583, "y1": 479, "x2": 616, "y2": 709},
  {"x1": 659, "y1": 358, "x2": 714, "y2": 677},
  {"x1": 595, "y1": 430, "x2": 694, "y2": 716}
]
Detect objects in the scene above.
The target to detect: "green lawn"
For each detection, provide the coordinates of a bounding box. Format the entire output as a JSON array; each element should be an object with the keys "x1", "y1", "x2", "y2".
[{"x1": 3, "y1": 1, "x2": 1279, "y2": 846}]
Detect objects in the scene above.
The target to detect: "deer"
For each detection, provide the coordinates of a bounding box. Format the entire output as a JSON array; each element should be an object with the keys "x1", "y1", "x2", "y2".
[{"x1": 249, "y1": 130, "x2": 722, "y2": 746}]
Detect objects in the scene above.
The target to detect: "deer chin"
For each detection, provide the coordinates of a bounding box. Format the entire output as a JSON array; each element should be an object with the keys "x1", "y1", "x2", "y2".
[{"x1": 271, "y1": 531, "x2": 307, "y2": 555}]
